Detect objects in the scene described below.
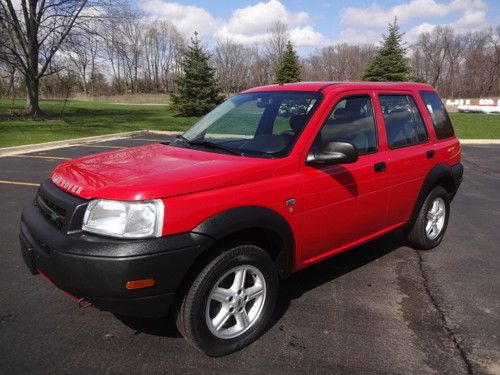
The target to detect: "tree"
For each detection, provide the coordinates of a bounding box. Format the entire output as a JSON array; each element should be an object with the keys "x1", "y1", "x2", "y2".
[
  {"x1": 303, "y1": 44, "x2": 376, "y2": 81},
  {"x1": 213, "y1": 38, "x2": 254, "y2": 94},
  {"x1": 142, "y1": 20, "x2": 184, "y2": 93},
  {"x1": 276, "y1": 41, "x2": 301, "y2": 84},
  {"x1": 266, "y1": 21, "x2": 289, "y2": 64},
  {"x1": 65, "y1": 27, "x2": 100, "y2": 96},
  {"x1": 362, "y1": 18, "x2": 412, "y2": 82},
  {"x1": 171, "y1": 32, "x2": 223, "y2": 117},
  {"x1": 0, "y1": 0, "x2": 105, "y2": 118}
]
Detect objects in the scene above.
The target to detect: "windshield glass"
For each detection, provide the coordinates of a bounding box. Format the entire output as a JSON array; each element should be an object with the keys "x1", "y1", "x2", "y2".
[{"x1": 170, "y1": 91, "x2": 322, "y2": 158}]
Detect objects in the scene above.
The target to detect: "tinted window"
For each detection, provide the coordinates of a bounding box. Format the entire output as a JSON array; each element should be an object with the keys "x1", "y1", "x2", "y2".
[
  {"x1": 272, "y1": 97, "x2": 317, "y2": 135},
  {"x1": 176, "y1": 92, "x2": 320, "y2": 158},
  {"x1": 420, "y1": 91, "x2": 455, "y2": 139},
  {"x1": 311, "y1": 96, "x2": 377, "y2": 156},
  {"x1": 379, "y1": 95, "x2": 428, "y2": 148}
]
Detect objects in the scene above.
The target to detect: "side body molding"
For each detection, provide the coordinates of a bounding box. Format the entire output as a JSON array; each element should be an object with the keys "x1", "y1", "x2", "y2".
[{"x1": 192, "y1": 206, "x2": 295, "y2": 277}]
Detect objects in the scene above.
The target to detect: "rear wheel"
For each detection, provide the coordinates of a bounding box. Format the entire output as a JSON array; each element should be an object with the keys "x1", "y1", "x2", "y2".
[
  {"x1": 175, "y1": 244, "x2": 278, "y2": 356},
  {"x1": 406, "y1": 186, "x2": 450, "y2": 250}
]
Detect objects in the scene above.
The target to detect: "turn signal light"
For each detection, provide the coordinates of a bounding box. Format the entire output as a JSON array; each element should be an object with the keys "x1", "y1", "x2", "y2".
[{"x1": 125, "y1": 278, "x2": 156, "y2": 290}]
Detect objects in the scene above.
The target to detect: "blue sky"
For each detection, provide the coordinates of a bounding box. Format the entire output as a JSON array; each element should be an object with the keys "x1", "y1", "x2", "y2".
[{"x1": 134, "y1": 0, "x2": 499, "y2": 51}]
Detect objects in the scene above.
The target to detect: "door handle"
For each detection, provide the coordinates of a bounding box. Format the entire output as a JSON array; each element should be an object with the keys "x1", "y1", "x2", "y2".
[
  {"x1": 427, "y1": 150, "x2": 435, "y2": 159},
  {"x1": 374, "y1": 162, "x2": 386, "y2": 173}
]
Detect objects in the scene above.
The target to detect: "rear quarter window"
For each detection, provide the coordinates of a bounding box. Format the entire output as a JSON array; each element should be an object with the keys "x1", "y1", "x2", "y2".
[
  {"x1": 379, "y1": 94, "x2": 428, "y2": 149},
  {"x1": 420, "y1": 91, "x2": 455, "y2": 139}
]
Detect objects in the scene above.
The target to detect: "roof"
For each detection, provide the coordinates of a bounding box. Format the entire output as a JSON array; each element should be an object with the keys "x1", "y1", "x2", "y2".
[{"x1": 242, "y1": 81, "x2": 435, "y2": 94}]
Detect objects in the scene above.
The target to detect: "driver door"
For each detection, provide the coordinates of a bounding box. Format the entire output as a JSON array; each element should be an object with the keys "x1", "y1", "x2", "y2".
[{"x1": 300, "y1": 92, "x2": 390, "y2": 262}]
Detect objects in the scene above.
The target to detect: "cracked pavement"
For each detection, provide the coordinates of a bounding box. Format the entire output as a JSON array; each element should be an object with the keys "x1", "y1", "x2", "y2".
[{"x1": 0, "y1": 139, "x2": 499, "y2": 374}]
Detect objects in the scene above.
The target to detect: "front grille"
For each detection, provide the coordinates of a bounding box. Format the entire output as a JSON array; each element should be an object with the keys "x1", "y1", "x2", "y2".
[
  {"x1": 34, "y1": 179, "x2": 88, "y2": 233},
  {"x1": 36, "y1": 193, "x2": 66, "y2": 228}
]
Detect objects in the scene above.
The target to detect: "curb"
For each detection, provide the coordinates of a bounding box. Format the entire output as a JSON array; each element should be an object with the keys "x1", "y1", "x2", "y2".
[
  {"x1": 0, "y1": 132, "x2": 497, "y2": 157},
  {"x1": 459, "y1": 139, "x2": 500, "y2": 145},
  {"x1": 0, "y1": 130, "x2": 181, "y2": 157}
]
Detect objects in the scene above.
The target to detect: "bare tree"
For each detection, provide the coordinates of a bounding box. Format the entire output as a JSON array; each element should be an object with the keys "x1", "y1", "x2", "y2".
[
  {"x1": 411, "y1": 26, "x2": 499, "y2": 97},
  {"x1": 265, "y1": 21, "x2": 289, "y2": 74},
  {"x1": 303, "y1": 44, "x2": 376, "y2": 82},
  {"x1": 103, "y1": 7, "x2": 150, "y2": 94},
  {"x1": 142, "y1": 20, "x2": 184, "y2": 93},
  {"x1": 213, "y1": 39, "x2": 254, "y2": 94},
  {"x1": 64, "y1": 26, "x2": 100, "y2": 96},
  {"x1": 0, "y1": 0, "x2": 108, "y2": 117}
]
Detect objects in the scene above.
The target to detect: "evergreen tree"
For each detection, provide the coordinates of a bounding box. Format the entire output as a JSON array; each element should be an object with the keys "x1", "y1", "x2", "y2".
[
  {"x1": 276, "y1": 41, "x2": 301, "y2": 84},
  {"x1": 362, "y1": 18, "x2": 412, "y2": 82},
  {"x1": 171, "y1": 32, "x2": 224, "y2": 116}
]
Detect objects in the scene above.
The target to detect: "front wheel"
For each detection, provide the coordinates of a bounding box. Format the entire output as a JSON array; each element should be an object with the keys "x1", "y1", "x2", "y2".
[
  {"x1": 406, "y1": 186, "x2": 450, "y2": 250},
  {"x1": 175, "y1": 245, "x2": 279, "y2": 356}
]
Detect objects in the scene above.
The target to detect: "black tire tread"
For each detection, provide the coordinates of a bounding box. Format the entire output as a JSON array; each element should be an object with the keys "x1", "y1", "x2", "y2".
[
  {"x1": 406, "y1": 186, "x2": 450, "y2": 250},
  {"x1": 175, "y1": 245, "x2": 277, "y2": 356}
]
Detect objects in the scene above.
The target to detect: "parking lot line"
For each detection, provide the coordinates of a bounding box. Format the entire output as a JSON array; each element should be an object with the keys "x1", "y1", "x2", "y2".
[
  {"x1": 6, "y1": 155, "x2": 71, "y2": 160},
  {"x1": 128, "y1": 138, "x2": 164, "y2": 142},
  {"x1": 80, "y1": 145, "x2": 124, "y2": 149},
  {"x1": 0, "y1": 180, "x2": 40, "y2": 187}
]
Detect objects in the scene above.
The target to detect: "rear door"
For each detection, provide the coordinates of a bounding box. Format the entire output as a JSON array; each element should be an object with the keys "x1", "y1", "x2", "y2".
[
  {"x1": 300, "y1": 91, "x2": 391, "y2": 262},
  {"x1": 375, "y1": 91, "x2": 436, "y2": 226}
]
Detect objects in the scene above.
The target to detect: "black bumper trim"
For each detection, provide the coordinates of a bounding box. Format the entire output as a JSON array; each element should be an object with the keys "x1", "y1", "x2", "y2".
[{"x1": 20, "y1": 200, "x2": 214, "y2": 317}]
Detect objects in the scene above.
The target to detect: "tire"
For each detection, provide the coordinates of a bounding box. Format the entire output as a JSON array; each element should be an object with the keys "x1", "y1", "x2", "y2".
[
  {"x1": 175, "y1": 244, "x2": 279, "y2": 356},
  {"x1": 406, "y1": 186, "x2": 450, "y2": 250}
]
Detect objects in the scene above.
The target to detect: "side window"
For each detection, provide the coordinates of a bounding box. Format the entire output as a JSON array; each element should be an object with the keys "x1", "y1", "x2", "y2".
[
  {"x1": 312, "y1": 96, "x2": 377, "y2": 156},
  {"x1": 420, "y1": 91, "x2": 455, "y2": 139},
  {"x1": 379, "y1": 95, "x2": 428, "y2": 148}
]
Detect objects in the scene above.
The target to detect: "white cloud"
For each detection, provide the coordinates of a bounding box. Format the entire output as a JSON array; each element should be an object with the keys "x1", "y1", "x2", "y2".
[
  {"x1": 340, "y1": 0, "x2": 486, "y2": 28},
  {"x1": 140, "y1": 0, "x2": 221, "y2": 38},
  {"x1": 139, "y1": 0, "x2": 490, "y2": 52},
  {"x1": 214, "y1": 0, "x2": 327, "y2": 47},
  {"x1": 406, "y1": 22, "x2": 436, "y2": 41},
  {"x1": 454, "y1": 8, "x2": 486, "y2": 31},
  {"x1": 290, "y1": 26, "x2": 330, "y2": 47},
  {"x1": 338, "y1": 0, "x2": 489, "y2": 45},
  {"x1": 405, "y1": 7, "x2": 486, "y2": 42},
  {"x1": 221, "y1": 0, "x2": 310, "y2": 36},
  {"x1": 141, "y1": 0, "x2": 328, "y2": 48},
  {"x1": 337, "y1": 28, "x2": 381, "y2": 45}
]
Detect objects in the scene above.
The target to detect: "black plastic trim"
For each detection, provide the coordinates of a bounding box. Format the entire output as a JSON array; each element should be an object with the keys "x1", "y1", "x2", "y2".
[
  {"x1": 408, "y1": 162, "x2": 463, "y2": 227},
  {"x1": 19, "y1": 199, "x2": 215, "y2": 317},
  {"x1": 192, "y1": 206, "x2": 295, "y2": 277}
]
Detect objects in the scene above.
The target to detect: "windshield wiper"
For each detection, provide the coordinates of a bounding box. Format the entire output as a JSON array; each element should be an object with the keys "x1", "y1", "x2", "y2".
[{"x1": 175, "y1": 135, "x2": 243, "y2": 156}]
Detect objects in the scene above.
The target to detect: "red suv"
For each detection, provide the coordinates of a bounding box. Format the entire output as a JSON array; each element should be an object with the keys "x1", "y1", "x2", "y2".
[{"x1": 20, "y1": 82, "x2": 462, "y2": 356}]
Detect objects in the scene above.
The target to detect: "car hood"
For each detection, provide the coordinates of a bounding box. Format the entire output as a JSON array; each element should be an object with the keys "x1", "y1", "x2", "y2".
[{"x1": 50, "y1": 143, "x2": 277, "y2": 200}]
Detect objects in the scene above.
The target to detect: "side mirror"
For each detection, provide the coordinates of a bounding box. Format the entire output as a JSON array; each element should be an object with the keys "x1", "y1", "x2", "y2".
[{"x1": 306, "y1": 141, "x2": 358, "y2": 165}]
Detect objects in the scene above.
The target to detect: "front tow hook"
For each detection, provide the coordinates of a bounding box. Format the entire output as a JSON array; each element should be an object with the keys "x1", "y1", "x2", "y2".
[{"x1": 78, "y1": 298, "x2": 93, "y2": 308}]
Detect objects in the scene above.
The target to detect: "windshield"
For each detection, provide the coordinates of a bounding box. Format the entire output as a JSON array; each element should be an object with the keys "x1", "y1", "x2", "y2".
[{"x1": 170, "y1": 91, "x2": 322, "y2": 158}]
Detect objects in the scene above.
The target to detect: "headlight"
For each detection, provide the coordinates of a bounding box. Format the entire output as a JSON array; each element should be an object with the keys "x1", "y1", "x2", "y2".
[{"x1": 82, "y1": 199, "x2": 164, "y2": 238}]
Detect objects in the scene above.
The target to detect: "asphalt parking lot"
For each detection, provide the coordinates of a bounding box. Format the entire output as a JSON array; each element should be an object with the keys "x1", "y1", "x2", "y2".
[{"x1": 1, "y1": 137, "x2": 499, "y2": 374}]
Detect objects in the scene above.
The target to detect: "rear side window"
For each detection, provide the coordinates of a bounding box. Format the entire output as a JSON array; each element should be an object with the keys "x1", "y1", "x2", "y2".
[
  {"x1": 379, "y1": 95, "x2": 428, "y2": 148},
  {"x1": 312, "y1": 96, "x2": 377, "y2": 156},
  {"x1": 420, "y1": 91, "x2": 455, "y2": 139}
]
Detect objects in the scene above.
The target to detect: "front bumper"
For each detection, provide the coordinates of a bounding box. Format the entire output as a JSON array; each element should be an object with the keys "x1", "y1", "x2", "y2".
[{"x1": 19, "y1": 184, "x2": 213, "y2": 317}]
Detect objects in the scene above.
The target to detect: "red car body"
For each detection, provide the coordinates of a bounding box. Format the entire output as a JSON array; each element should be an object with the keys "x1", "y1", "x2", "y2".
[{"x1": 20, "y1": 82, "x2": 462, "y2": 319}]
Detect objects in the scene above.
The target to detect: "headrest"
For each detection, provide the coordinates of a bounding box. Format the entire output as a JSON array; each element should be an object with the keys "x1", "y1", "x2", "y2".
[
  {"x1": 387, "y1": 108, "x2": 412, "y2": 121},
  {"x1": 333, "y1": 108, "x2": 353, "y2": 121},
  {"x1": 289, "y1": 115, "x2": 307, "y2": 132}
]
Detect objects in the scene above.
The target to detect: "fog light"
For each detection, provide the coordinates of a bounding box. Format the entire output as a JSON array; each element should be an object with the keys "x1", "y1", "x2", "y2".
[{"x1": 125, "y1": 278, "x2": 156, "y2": 290}]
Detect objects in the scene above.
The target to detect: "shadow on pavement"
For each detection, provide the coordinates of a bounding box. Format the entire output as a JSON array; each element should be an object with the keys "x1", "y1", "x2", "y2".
[{"x1": 115, "y1": 229, "x2": 406, "y2": 338}]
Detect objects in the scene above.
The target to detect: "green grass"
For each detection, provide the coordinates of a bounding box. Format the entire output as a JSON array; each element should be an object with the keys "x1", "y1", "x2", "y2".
[
  {"x1": 0, "y1": 99, "x2": 198, "y2": 148},
  {"x1": 449, "y1": 112, "x2": 500, "y2": 139},
  {"x1": 0, "y1": 99, "x2": 499, "y2": 148}
]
